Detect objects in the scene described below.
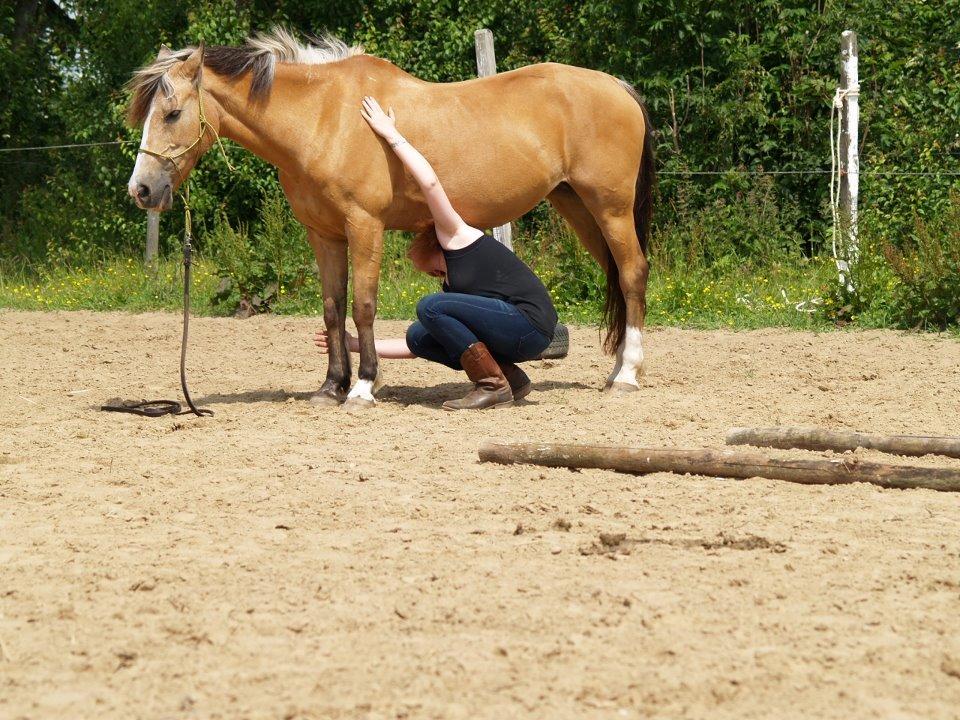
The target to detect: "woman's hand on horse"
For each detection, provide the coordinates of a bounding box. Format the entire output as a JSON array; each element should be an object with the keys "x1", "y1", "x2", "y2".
[
  {"x1": 360, "y1": 96, "x2": 397, "y2": 137},
  {"x1": 314, "y1": 328, "x2": 358, "y2": 354}
]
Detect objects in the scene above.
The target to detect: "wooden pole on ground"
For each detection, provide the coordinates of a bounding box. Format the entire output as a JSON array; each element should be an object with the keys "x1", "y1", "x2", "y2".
[
  {"x1": 726, "y1": 427, "x2": 960, "y2": 459},
  {"x1": 145, "y1": 210, "x2": 159, "y2": 269},
  {"x1": 478, "y1": 442, "x2": 960, "y2": 492},
  {"x1": 474, "y1": 29, "x2": 513, "y2": 251}
]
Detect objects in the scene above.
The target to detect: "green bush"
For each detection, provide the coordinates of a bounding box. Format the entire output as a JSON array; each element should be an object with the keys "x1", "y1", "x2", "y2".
[
  {"x1": 4, "y1": 166, "x2": 144, "y2": 268},
  {"x1": 826, "y1": 194, "x2": 960, "y2": 332},
  {"x1": 825, "y1": 212, "x2": 900, "y2": 327},
  {"x1": 885, "y1": 192, "x2": 960, "y2": 330},
  {"x1": 518, "y1": 208, "x2": 605, "y2": 318},
  {"x1": 653, "y1": 174, "x2": 805, "y2": 270},
  {"x1": 209, "y1": 188, "x2": 314, "y2": 314}
]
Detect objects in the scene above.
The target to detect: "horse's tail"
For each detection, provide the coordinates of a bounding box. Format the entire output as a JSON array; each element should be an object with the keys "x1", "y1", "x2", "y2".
[{"x1": 602, "y1": 80, "x2": 656, "y2": 354}]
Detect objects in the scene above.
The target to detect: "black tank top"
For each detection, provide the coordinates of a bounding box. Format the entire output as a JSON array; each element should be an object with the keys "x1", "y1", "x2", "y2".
[{"x1": 441, "y1": 234, "x2": 558, "y2": 338}]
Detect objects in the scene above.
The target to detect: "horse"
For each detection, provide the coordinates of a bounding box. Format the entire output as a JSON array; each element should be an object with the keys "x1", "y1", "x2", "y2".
[{"x1": 126, "y1": 28, "x2": 655, "y2": 408}]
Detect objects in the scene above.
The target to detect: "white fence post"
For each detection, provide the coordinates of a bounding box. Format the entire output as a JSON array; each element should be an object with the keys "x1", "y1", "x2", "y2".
[
  {"x1": 838, "y1": 30, "x2": 859, "y2": 289},
  {"x1": 145, "y1": 210, "x2": 159, "y2": 267},
  {"x1": 474, "y1": 28, "x2": 514, "y2": 251}
]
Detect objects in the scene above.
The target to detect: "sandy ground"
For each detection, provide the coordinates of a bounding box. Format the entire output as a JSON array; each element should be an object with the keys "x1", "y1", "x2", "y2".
[{"x1": 1, "y1": 309, "x2": 959, "y2": 720}]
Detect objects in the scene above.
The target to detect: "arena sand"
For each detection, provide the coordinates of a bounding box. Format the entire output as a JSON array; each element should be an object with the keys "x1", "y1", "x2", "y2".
[{"x1": 1, "y1": 309, "x2": 959, "y2": 719}]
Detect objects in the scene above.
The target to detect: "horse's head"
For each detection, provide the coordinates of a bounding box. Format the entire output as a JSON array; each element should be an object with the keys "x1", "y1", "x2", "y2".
[{"x1": 126, "y1": 44, "x2": 215, "y2": 210}]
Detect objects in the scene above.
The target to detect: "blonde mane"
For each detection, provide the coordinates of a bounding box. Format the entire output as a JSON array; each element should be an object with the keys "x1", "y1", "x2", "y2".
[{"x1": 127, "y1": 27, "x2": 365, "y2": 126}]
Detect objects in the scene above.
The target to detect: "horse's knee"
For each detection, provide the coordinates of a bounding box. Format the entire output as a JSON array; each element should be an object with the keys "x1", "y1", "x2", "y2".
[
  {"x1": 323, "y1": 297, "x2": 345, "y2": 325},
  {"x1": 352, "y1": 297, "x2": 376, "y2": 326}
]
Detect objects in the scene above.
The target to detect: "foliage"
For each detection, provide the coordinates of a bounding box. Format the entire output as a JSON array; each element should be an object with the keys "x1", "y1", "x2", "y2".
[
  {"x1": 208, "y1": 187, "x2": 312, "y2": 314},
  {"x1": 825, "y1": 193, "x2": 960, "y2": 331},
  {"x1": 1, "y1": 0, "x2": 959, "y2": 332},
  {"x1": 653, "y1": 173, "x2": 805, "y2": 269},
  {"x1": 884, "y1": 192, "x2": 960, "y2": 330},
  {"x1": 0, "y1": 255, "x2": 218, "y2": 312},
  {"x1": 0, "y1": 237, "x2": 838, "y2": 333}
]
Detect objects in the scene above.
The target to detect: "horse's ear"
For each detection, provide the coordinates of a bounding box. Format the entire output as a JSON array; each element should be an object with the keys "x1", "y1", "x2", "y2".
[
  {"x1": 157, "y1": 44, "x2": 173, "y2": 60},
  {"x1": 179, "y1": 42, "x2": 204, "y2": 85}
]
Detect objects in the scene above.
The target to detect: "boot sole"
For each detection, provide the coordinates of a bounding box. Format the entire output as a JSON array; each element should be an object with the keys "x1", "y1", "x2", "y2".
[{"x1": 512, "y1": 383, "x2": 532, "y2": 402}]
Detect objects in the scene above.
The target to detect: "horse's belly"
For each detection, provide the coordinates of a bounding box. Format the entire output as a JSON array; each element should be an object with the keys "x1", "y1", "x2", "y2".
[{"x1": 378, "y1": 165, "x2": 556, "y2": 231}]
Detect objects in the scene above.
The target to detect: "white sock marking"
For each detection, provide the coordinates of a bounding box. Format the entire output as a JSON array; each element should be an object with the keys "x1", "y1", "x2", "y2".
[
  {"x1": 347, "y1": 378, "x2": 375, "y2": 402},
  {"x1": 611, "y1": 327, "x2": 644, "y2": 386}
]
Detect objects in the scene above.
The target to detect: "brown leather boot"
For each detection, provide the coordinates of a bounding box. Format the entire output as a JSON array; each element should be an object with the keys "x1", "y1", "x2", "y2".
[
  {"x1": 499, "y1": 361, "x2": 531, "y2": 401},
  {"x1": 442, "y1": 342, "x2": 514, "y2": 410}
]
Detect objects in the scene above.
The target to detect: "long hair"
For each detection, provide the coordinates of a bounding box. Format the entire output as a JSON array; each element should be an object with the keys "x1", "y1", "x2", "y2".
[{"x1": 407, "y1": 226, "x2": 440, "y2": 269}]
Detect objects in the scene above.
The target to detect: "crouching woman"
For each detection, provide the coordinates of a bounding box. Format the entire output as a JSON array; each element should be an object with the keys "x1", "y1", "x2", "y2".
[{"x1": 315, "y1": 96, "x2": 557, "y2": 410}]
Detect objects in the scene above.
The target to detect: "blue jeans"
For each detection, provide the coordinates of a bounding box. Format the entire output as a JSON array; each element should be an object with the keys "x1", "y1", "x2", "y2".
[{"x1": 406, "y1": 293, "x2": 551, "y2": 370}]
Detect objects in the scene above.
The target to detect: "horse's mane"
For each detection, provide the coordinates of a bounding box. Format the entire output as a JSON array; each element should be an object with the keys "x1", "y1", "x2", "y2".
[{"x1": 126, "y1": 27, "x2": 365, "y2": 126}]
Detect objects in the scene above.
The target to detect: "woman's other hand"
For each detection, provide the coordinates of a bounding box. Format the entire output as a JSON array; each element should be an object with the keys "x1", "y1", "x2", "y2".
[
  {"x1": 314, "y1": 327, "x2": 358, "y2": 353},
  {"x1": 360, "y1": 96, "x2": 397, "y2": 138}
]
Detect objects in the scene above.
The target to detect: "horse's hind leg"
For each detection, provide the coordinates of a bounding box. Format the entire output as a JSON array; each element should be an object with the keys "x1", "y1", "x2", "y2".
[
  {"x1": 546, "y1": 183, "x2": 608, "y2": 266},
  {"x1": 571, "y1": 187, "x2": 649, "y2": 393},
  {"x1": 598, "y1": 211, "x2": 648, "y2": 392},
  {"x1": 548, "y1": 184, "x2": 647, "y2": 391}
]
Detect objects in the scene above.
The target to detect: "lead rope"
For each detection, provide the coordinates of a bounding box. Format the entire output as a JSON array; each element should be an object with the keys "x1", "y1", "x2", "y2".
[
  {"x1": 100, "y1": 186, "x2": 212, "y2": 418},
  {"x1": 178, "y1": 182, "x2": 213, "y2": 417}
]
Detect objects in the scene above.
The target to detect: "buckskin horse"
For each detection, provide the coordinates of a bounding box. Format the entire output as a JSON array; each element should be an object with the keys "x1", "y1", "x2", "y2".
[{"x1": 126, "y1": 28, "x2": 655, "y2": 408}]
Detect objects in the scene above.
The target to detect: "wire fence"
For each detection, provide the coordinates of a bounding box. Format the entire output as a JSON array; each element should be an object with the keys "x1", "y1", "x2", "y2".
[{"x1": 1, "y1": 139, "x2": 958, "y2": 177}]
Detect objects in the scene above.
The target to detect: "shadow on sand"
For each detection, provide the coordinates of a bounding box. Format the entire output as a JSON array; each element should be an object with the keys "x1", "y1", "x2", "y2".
[{"x1": 193, "y1": 380, "x2": 594, "y2": 409}]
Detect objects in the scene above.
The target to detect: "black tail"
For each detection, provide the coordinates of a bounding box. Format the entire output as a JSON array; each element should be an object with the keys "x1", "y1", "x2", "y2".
[{"x1": 603, "y1": 80, "x2": 656, "y2": 354}]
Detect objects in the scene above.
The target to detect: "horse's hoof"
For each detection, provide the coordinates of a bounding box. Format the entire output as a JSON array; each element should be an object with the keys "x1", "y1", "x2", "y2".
[
  {"x1": 342, "y1": 396, "x2": 375, "y2": 412},
  {"x1": 603, "y1": 381, "x2": 640, "y2": 395},
  {"x1": 309, "y1": 391, "x2": 344, "y2": 407}
]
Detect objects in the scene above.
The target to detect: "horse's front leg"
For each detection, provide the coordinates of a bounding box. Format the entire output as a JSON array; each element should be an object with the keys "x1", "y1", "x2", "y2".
[
  {"x1": 343, "y1": 216, "x2": 385, "y2": 409},
  {"x1": 309, "y1": 233, "x2": 352, "y2": 406}
]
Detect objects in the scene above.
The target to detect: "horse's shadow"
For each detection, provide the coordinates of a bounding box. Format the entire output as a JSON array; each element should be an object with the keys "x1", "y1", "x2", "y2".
[
  {"x1": 194, "y1": 380, "x2": 593, "y2": 408},
  {"x1": 193, "y1": 388, "x2": 316, "y2": 405}
]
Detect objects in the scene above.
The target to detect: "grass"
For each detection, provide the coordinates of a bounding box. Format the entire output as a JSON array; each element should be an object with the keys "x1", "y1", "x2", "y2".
[
  {"x1": 0, "y1": 249, "x2": 842, "y2": 331},
  {"x1": 0, "y1": 256, "x2": 221, "y2": 313}
]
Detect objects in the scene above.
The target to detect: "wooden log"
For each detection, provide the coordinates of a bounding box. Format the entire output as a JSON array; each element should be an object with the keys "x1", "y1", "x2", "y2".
[
  {"x1": 727, "y1": 427, "x2": 960, "y2": 460},
  {"x1": 478, "y1": 442, "x2": 960, "y2": 492}
]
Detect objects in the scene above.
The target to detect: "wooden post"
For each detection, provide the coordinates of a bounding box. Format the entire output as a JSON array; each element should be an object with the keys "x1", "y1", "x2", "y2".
[
  {"x1": 145, "y1": 210, "x2": 159, "y2": 267},
  {"x1": 838, "y1": 30, "x2": 859, "y2": 289},
  {"x1": 727, "y1": 427, "x2": 960, "y2": 459},
  {"x1": 478, "y1": 442, "x2": 960, "y2": 493},
  {"x1": 474, "y1": 28, "x2": 513, "y2": 251}
]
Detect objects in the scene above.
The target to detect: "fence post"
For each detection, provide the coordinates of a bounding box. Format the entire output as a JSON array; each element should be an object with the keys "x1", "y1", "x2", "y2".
[
  {"x1": 474, "y1": 28, "x2": 514, "y2": 251},
  {"x1": 145, "y1": 210, "x2": 159, "y2": 268},
  {"x1": 838, "y1": 30, "x2": 859, "y2": 290}
]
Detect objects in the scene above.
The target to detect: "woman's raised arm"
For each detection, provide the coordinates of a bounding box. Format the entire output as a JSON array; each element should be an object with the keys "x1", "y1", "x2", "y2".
[{"x1": 360, "y1": 96, "x2": 480, "y2": 249}]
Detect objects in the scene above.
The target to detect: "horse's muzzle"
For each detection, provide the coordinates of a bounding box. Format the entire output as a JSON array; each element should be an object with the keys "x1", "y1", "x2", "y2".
[{"x1": 130, "y1": 181, "x2": 173, "y2": 211}]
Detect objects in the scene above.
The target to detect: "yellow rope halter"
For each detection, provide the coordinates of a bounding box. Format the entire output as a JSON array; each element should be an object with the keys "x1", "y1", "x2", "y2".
[{"x1": 136, "y1": 84, "x2": 234, "y2": 232}]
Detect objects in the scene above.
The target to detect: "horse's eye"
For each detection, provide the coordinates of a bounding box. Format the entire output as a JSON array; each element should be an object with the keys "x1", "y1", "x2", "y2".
[{"x1": 165, "y1": 109, "x2": 181, "y2": 122}]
